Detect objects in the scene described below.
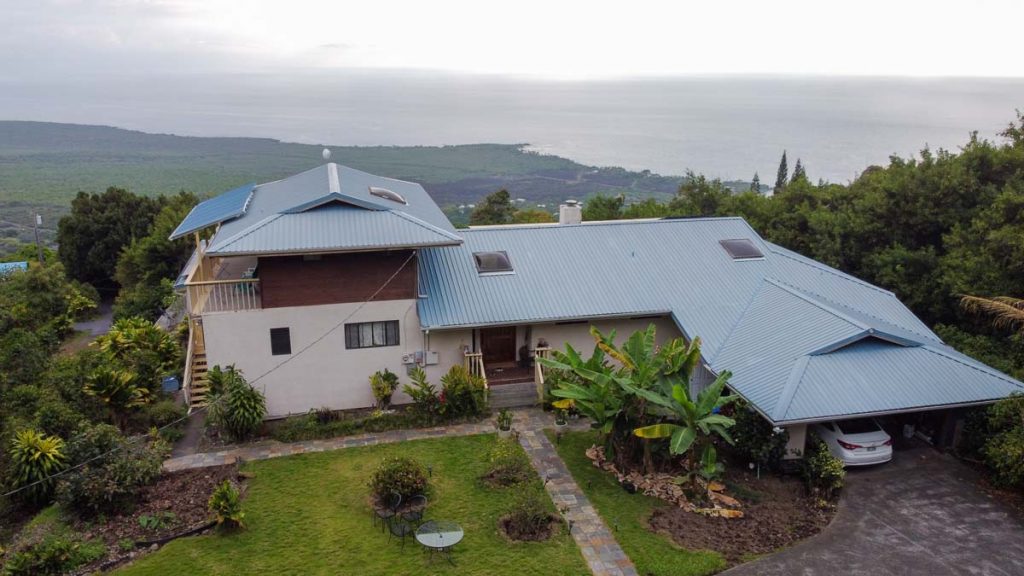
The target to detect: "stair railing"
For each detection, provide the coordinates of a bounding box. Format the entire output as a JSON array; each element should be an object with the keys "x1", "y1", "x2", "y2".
[
  {"x1": 533, "y1": 347, "x2": 551, "y2": 403},
  {"x1": 463, "y1": 351, "x2": 488, "y2": 400}
]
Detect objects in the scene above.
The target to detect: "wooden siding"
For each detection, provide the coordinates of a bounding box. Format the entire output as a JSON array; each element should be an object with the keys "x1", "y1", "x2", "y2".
[{"x1": 258, "y1": 251, "x2": 416, "y2": 309}]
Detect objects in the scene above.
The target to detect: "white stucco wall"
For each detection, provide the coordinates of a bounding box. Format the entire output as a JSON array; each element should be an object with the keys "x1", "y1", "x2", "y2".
[
  {"x1": 202, "y1": 299, "x2": 423, "y2": 417},
  {"x1": 783, "y1": 423, "x2": 807, "y2": 460},
  {"x1": 528, "y1": 316, "x2": 683, "y2": 356}
]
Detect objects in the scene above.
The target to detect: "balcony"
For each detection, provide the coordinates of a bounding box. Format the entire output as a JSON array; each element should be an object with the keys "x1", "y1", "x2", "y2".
[{"x1": 185, "y1": 255, "x2": 261, "y2": 315}]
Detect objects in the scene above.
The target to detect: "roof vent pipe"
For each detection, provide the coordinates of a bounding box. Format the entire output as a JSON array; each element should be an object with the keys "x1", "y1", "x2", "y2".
[{"x1": 559, "y1": 199, "x2": 582, "y2": 225}]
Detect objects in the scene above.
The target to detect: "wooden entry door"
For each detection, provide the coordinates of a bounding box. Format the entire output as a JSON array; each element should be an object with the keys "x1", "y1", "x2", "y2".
[{"x1": 480, "y1": 326, "x2": 517, "y2": 367}]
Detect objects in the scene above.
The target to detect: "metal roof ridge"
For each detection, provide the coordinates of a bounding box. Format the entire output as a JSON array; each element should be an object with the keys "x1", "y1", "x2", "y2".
[
  {"x1": 706, "y1": 278, "x2": 769, "y2": 365},
  {"x1": 771, "y1": 355, "x2": 812, "y2": 422},
  {"x1": 919, "y1": 344, "x2": 1024, "y2": 389},
  {"x1": 281, "y1": 192, "x2": 388, "y2": 214},
  {"x1": 765, "y1": 241, "x2": 896, "y2": 297},
  {"x1": 764, "y1": 278, "x2": 870, "y2": 331},
  {"x1": 389, "y1": 210, "x2": 464, "y2": 242},
  {"x1": 206, "y1": 213, "x2": 284, "y2": 253},
  {"x1": 462, "y1": 216, "x2": 748, "y2": 233}
]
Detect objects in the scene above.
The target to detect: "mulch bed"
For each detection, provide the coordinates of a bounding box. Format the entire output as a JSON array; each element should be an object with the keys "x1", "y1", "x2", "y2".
[
  {"x1": 498, "y1": 515, "x2": 562, "y2": 542},
  {"x1": 75, "y1": 464, "x2": 244, "y2": 572},
  {"x1": 647, "y1": 467, "x2": 835, "y2": 566}
]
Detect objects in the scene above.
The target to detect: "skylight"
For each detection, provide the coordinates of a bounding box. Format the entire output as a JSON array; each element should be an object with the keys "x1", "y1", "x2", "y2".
[
  {"x1": 369, "y1": 186, "x2": 407, "y2": 205},
  {"x1": 473, "y1": 251, "x2": 514, "y2": 274},
  {"x1": 719, "y1": 238, "x2": 764, "y2": 260}
]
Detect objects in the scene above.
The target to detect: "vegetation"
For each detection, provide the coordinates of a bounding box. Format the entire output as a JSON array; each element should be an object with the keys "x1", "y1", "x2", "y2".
[
  {"x1": 500, "y1": 491, "x2": 557, "y2": 541},
  {"x1": 207, "y1": 368, "x2": 266, "y2": 442},
  {"x1": 800, "y1": 436, "x2": 846, "y2": 500},
  {"x1": 401, "y1": 366, "x2": 439, "y2": 414},
  {"x1": 439, "y1": 365, "x2": 487, "y2": 418},
  {"x1": 368, "y1": 456, "x2": 429, "y2": 501},
  {"x1": 0, "y1": 506, "x2": 105, "y2": 576},
  {"x1": 550, "y1": 430, "x2": 724, "y2": 576},
  {"x1": 368, "y1": 369, "x2": 399, "y2": 411},
  {"x1": 730, "y1": 400, "x2": 789, "y2": 471},
  {"x1": 208, "y1": 480, "x2": 245, "y2": 530},
  {"x1": 116, "y1": 435, "x2": 587, "y2": 575},
  {"x1": 961, "y1": 394, "x2": 1024, "y2": 490},
  {"x1": 483, "y1": 438, "x2": 532, "y2": 487},
  {"x1": 6, "y1": 430, "x2": 66, "y2": 506}
]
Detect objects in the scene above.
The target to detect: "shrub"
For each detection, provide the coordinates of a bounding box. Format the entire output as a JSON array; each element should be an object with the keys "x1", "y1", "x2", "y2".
[
  {"x1": 483, "y1": 438, "x2": 531, "y2": 486},
  {"x1": 402, "y1": 367, "x2": 440, "y2": 415},
  {"x1": 439, "y1": 365, "x2": 487, "y2": 418},
  {"x1": 501, "y1": 491, "x2": 555, "y2": 541},
  {"x1": 801, "y1": 435, "x2": 845, "y2": 500},
  {"x1": 209, "y1": 369, "x2": 266, "y2": 442},
  {"x1": 34, "y1": 399, "x2": 85, "y2": 440},
  {"x1": 731, "y1": 400, "x2": 789, "y2": 471},
  {"x1": 7, "y1": 430, "x2": 67, "y2": 505},
  {"x1": 55, "y1": 423, "x2": 168, "y2": 516},
  {"x1": 208, "y1": 480, "x2": 245, "y2": 530},
  {"x1": 1, "y1": 532, "x2": 104, "y2": 576},
  {"x1": 369, "y1": 369, "x2": 400, "y2": 410},
  {"x1": 313, "y1": 406, "x2": 340, "y2": 424},
  {"x1": 496, "y1": 409, "x2": 513, "y2": 431},
  {"x1": 143, "y1": 399, "x2": 187, "y2": 428},
  {"x1": 981, "y1": 393, "x2": 1024, "y2": 488},
  {"x1": 368, "y1": 456, "x2": 428, "y2": 501}
]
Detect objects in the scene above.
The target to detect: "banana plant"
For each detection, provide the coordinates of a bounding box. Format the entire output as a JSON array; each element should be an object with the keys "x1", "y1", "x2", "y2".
[{"x1": 628, "y1": 370, "x2": 738, "y2": 488}]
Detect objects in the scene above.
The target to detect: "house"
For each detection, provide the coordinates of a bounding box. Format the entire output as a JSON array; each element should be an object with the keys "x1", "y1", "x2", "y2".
[{"x1": 171, "y1": 162, "x2": 1024, "y2": 457}]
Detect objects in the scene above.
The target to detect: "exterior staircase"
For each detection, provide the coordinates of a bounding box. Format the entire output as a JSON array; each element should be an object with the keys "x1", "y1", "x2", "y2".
[
  {"x1": 488, "y1": 381, "x2": 539, "y2": 409},
  {"x1": 189, "y1": 352, "x2": 210, "y2": 412}
]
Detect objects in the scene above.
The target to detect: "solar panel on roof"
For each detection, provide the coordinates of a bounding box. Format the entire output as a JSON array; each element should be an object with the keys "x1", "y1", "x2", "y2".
[{"x1": 720, "y1": 238, "x2": 764, "y2": 260}]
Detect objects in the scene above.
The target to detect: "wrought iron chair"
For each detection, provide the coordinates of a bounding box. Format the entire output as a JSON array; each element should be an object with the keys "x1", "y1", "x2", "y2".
[
  {"x1": 401, "y1": 494, "x2": 428, "y2": 524},
  {"x1": 388, "y1": 517, "x2": 415, "y2": 549},
  {"x1": 373, "y1": 492, "x2": 402, "y2": 532}
]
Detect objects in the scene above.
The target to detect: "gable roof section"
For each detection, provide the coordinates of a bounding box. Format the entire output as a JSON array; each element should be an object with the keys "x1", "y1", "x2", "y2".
[
  {"x1": 175, "y1": 163, "x2": 461, "y2": 254},
  {"x1": 169, "y1": 182, "x2": 255, "y2": 240}
]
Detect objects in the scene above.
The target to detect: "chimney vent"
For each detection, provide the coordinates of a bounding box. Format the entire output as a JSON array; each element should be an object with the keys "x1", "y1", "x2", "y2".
[{"x1": 559, "y1": 200, "x2": 582, "y2": 225}]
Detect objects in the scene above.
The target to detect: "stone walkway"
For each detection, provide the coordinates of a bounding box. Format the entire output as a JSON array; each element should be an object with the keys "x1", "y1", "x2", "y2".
[{"x1": 161, "y1": 409, "x2": 637, "y2": 576}]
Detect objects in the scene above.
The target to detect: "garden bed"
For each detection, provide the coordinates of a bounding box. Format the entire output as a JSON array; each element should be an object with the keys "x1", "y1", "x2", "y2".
[{"x1": 648, "y1": 466, "x2": 834, "y2": 565}]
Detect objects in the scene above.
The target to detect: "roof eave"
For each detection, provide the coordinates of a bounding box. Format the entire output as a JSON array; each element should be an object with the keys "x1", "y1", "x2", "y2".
[
  {"x1": 205, "y1": 240, "x2": 462, "y2": 258},
  {"x1": 773, "y1": 398, "x2": 1007, "y2": 426},
  {"x1": 418, "y1": 309, "x2": 675, "y2": 331}
]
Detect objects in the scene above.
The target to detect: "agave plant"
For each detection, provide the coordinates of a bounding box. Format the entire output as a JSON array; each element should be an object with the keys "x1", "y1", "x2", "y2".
[
  {"x1": 84, "y1": 366, "x2": 149, "y2": 430},
  {"x1": 8, "y1": 429, "x2": 67, "y2": 504}
]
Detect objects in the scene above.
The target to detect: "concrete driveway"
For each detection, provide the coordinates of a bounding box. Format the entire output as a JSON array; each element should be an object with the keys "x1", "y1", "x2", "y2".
[{"x1": 723, "y1": 446, "x2": 1024, "y2": 576}]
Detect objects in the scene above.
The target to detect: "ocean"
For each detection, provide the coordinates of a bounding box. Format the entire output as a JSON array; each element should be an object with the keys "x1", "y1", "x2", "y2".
[{"x1": 2, "y1": 70, "x2": 1021, "y2": 182}]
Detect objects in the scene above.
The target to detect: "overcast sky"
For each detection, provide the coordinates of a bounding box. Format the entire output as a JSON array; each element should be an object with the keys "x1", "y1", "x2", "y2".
[{"x1": 3, "y1": 0, "x2": 1023, "y2": 80}]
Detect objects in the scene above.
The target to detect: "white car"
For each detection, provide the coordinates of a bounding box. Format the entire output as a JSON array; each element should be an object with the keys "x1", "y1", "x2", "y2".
[{"x1": 813, "y1": 418, "x2": 893, "y2": 466}]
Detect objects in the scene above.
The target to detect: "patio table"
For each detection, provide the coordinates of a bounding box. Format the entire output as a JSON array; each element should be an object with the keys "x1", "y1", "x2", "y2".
[{"x1": 415, "y1": 520, "x2": 464, "y2": 565}]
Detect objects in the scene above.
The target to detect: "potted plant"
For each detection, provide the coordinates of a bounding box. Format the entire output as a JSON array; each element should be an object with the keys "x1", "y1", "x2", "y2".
[
  {"x1": 552, "y1": 399, "x2": 571, "y2": 434},
  {"x1": 496, "y1": 409, "x2": 514, "y2": 439}
]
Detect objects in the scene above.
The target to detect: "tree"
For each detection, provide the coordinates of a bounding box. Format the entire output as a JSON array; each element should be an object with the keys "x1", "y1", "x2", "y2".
[
  {"x1": 582, "y1": 194, "x2": 625, "y2": 221},
  {"x1": 773, "y1": 151, "x2": 788, "y2": 193},
  {"x1": 511, "y1": 208, "x2": 555, "y2": 224},
  {"x1": 469, "y1": 189, "x2": 516, "y2": 225},
  {"x1": 960, "y1": 296, "x2": 1024, "y2": 332},
  {"x1": 791, "y1": 158, "x2": 807, "y2": 183},
  {"x1": 83, "y1": 366, "x2": 149, "y2": 430},
  {"x1": 668, "y1": 171, "x2": 731, "y2": 217},
  {"x1": 749, "y1": 173, "x2": 761, "y2": 193},
  {"x1": 94, "y1": 316, "x2": 181, "y2": 393},
  {"x1": 57, "y1": 187, "x2": 162, "y2": 294}
]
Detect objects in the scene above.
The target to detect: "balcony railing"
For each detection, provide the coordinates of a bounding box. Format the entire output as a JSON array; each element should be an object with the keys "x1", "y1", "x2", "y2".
[
  {"x1": 186, "y1": 279, "x2": 261, "y2": 315},
  {"x1": 464, "y1": 351, "x2": 488, "y2": 398},
  {"x1": 534, "y1": 346, "x2": 551, "y2": 403}
]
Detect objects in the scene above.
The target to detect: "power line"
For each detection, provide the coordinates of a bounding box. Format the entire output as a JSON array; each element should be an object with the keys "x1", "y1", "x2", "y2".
[{"x1": 1, "y1": 251, "x2": 417, "y2": 499}]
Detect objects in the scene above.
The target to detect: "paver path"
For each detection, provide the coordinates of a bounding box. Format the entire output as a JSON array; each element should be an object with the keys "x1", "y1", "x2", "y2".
[
  {"x1": 722, "y1": 444, "x2": 1024, "y2": 576},
  {"x1": 162, "y1": 409, "x2": 637, "y2": 576}
]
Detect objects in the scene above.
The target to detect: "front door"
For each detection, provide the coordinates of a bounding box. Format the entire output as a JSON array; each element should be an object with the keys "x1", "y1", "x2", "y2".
[{"x1": 480, "y1": 326, "x2": 517, "y2": 368}]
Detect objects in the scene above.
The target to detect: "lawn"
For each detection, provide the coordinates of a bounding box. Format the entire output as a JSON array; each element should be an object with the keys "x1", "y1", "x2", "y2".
[
  {"x1": 116, "y1": 434, "x2": 588, "y2": 575},
  {"x1": 548, "y1": 430, "x2": 726, "y2": 576}
]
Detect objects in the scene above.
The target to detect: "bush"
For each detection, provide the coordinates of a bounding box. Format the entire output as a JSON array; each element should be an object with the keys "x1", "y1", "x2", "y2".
[
  {"x1": 369, "y1": 369, "x2": 399, "y2": 410},
  {"x1": 483, "y1": 439, "x2": 532, "y2": 486},
  {"x1": 501, "y1": 491, "x2": 555, "y2": 541},
  {"x1": 34, "y1": 399, "x2": 84, "y2": 440},
  {"x1": 313, "y1": 406, "x2": 340, "y2": 424},
  {"x1": 439, "y1": 365, "x2": 487, "y2": 418},
  {"x1": 7, "y1": 430, "x2": 67, "y2": 505},
  {"x1": 981, "y1": 393, "x2": 1024, "y2": 488},
  {"x1": 55, "y1": 424, "x2": 168, "y2": 516},
  {"x1": 368, "y1": 456, "x2": 428, "y2": 501},
  {"x1": 402, "y1": 367, "x2": 439, "y2": 415},
  {"x1": 801, "y1": 436, "x2": 845, "y2": 500},
  {"x1": 208, "y1": 480, "x2": 245, "y2": 530},
  {"x1": 209, "y1": 369, "x2": 266, "y2": 442},
  {"x1": 730, "y1": 400, "x2": 788, "y2": 471},
  {"x1": 1, "y1": 532, "x2": 104, "y2": 576},
  {"x1": 143, "y1": 399, "x2": 187, "y2": 428}
]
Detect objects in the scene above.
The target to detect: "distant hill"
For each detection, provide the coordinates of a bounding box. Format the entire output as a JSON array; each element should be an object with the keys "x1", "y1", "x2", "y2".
[{"x1": 0, "y1": 121, "x2": 755, "y2": 250}]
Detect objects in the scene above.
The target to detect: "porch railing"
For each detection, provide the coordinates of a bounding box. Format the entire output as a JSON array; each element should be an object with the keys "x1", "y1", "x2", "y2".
[
  {"x1": 534, "y1": 347, "x2": 551, "y2": 403},
  {"x1": 464, "y1": 352, "x2": 488, "y2": 398},
  {"x1": 186, "y1": 278, "x2": 261, "y2": 315},
  {"x1": 182, "y1": 321, "x2": 196, "y2": 409}
]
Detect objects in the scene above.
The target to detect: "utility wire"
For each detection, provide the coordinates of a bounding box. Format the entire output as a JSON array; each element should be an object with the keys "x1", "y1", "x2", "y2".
[{"x1": 1, "y1": 251, "x2": 417, "y2": 499}]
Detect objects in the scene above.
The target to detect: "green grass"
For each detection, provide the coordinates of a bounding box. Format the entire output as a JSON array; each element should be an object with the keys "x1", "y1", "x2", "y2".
[
  {"x1": 116, "y1": 434, "x2": 588, "y2": 576},
  {"x1": 547, "y1": 430, "x2": 726, "y2": 576}
]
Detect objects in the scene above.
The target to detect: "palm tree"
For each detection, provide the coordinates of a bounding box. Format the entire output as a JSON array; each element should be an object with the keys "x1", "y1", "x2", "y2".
[
  {"x1": 84, "y1": 366, "x2": 149, "y2": 430},
  {"x1": 960, "y1": 295, "x2": 1024, "y2": 332}
]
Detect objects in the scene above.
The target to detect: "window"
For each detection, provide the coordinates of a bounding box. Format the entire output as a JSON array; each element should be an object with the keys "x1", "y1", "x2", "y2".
[
  {"x1": 473, "y1": 251, "x2": 514, "y2": 274},
  {"x1": 719, "y1": 238, "x2": 764, "y2": 260},
  {"x1": 270, "y1": 327, "x2": 291, "y2": 355},
  {"x1": 345, "y1": 320, "x2": 400, "y2": 349}
]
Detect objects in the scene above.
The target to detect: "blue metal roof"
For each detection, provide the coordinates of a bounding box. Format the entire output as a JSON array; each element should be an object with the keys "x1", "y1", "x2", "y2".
[
  {"x1": 194, "y1": 164, "x2": 460, "y2": 255},
  {"x1": 169, "y1": 183, "x2": 255, "y2": 240},
  {"x1": 418, "y1": 217, "x2": 1024, "y2": 423},
  {"x1": 0, "y1": 261, "x2": 29, "y2": 275}
]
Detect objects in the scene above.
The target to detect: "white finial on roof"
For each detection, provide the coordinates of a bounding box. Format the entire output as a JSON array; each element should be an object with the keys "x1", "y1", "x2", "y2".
[{"x1": 322, "y1": 148, "x2": 332, "y2": 161}]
